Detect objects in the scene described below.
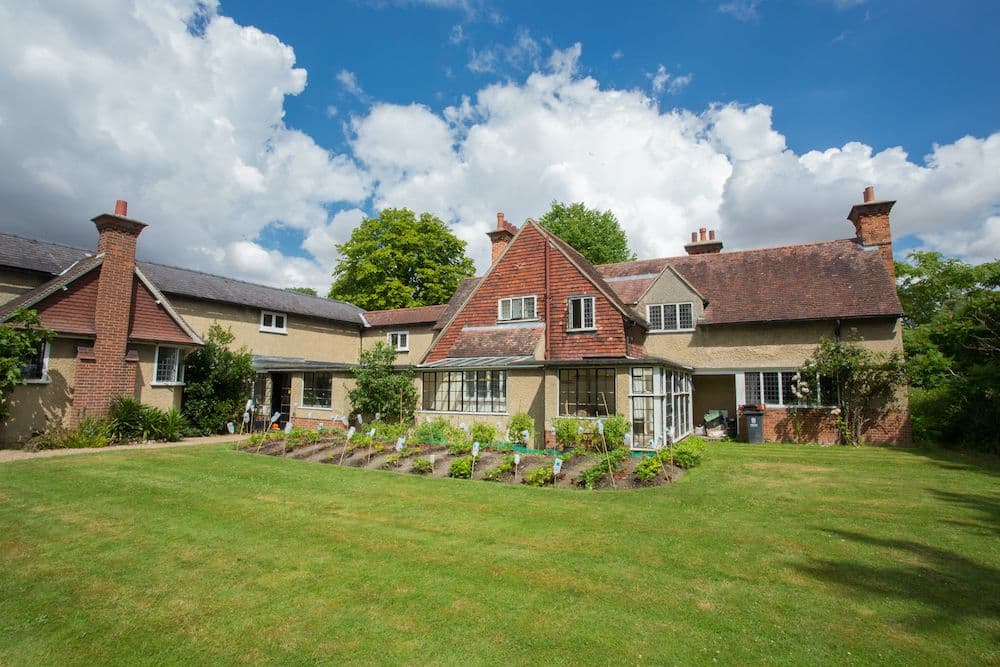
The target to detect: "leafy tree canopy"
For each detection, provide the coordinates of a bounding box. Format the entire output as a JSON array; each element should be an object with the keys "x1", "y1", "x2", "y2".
[
  {"x1": 181, "y1": 323, "x2": 256, "y2": 435},
  {"x1": 538, "y1": 201, "x2": 636, "y2": 265},
  {"x1": 285, "y1": 287, "x2": 317, "y2": 296},
  {"x1": 0, "y1": 309, "x2": 53, "y2": 424},
  {"x1": 328, "y1": 208, "x2": 475, "y2": 310},
  {"x1": 348, "y1": 342, "x2": 416, "y2": 423}
]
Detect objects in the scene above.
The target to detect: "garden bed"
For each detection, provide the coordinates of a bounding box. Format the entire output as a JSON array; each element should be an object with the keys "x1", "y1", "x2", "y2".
[{"x1": 237, "y1": 428, "x2": 689, "y2": 490}]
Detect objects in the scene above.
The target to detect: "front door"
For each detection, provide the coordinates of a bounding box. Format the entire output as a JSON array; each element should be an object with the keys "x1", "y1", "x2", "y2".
[{"x1": 270, "y1": 372, "x2": 292, "y2": 428}]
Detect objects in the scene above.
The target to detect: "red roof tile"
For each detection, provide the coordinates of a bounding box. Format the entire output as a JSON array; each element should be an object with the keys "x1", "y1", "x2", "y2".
[
  {"x1": 364, "y1": 304, "x2": 447, "y2": 327},
  {"x1": 449, "y1": 324, "x2": 543, "y2": 357}
]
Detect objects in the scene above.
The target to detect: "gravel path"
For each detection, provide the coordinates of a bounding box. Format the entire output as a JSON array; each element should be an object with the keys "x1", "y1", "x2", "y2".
[{"x1": 0, "y1": 434, "x2": 246, "y2": 463}]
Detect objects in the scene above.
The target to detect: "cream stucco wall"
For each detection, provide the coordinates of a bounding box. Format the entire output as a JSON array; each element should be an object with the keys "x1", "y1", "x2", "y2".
[
  {"x1": 636, "y1": 266, "x2": 705, "y2": 324},
  {"x1": 289, "y1": 371, "x2": 355, "y2": 424},
  {"x1": 1, "y1": 337, "x2": 77, "y2": 444},
  {"x1": 0, "y1": 269, "x2": 45, "y2": 307},
  {"x1": 362, "y1": 325, "x2": 437, "y2": 364},
  {"x1": 642, "y1": 318, "x2": 902, "y2": 370},
  {"x1": 135, "y1": 344, "x2": 184, "y2": 412},
  {"x1": 168, "y1": 296, "x2": 362, "y2": 363}
]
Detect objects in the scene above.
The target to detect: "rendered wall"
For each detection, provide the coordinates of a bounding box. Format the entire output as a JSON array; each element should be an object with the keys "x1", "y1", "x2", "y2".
[
  {"x1": 0, "y1": 269, "x2": 44, "y2": 306},
  {"x1": 361, "y1": 325, "x2": 437, "y2": 364},
  {"x1": 135, "y1": 344, "x2": 183, "y2": 413},
  {"x1": 0, "y1": 338, "x2": 77, "y2": 444}
]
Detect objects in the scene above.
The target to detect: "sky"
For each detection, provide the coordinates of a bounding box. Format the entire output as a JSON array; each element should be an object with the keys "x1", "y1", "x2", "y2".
[{"x1": 0, "y1": 0, "x2": 998, "y2": 294}]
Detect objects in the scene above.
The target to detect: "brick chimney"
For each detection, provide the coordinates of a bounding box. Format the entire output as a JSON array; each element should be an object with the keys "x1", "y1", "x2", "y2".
[
  {"x1": 487, "y1": 211, "x2": 517, "y2": 264},
  {"x1": 73, "y1": 200, "x2": 147, "y2": 421},
  {"x1": 848, "y1": 186, "x2": 896, "y2": 280},
  {"x1": 684, "y1": 227, "x2": 723, "y2": 255}
]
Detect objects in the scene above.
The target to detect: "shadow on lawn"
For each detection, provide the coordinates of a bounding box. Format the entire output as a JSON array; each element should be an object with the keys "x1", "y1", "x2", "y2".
[
  {"x1": 795, "y1": 528, "x2": 1000, "y2": 632},
  {"x1": 928, "y1": 488, "x2": 1000, "y2": 537}
]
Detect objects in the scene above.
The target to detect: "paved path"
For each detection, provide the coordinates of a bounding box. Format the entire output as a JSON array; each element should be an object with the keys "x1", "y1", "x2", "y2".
[{"x1": 0, "y1": 434, "x2": 247, "y2": 463}]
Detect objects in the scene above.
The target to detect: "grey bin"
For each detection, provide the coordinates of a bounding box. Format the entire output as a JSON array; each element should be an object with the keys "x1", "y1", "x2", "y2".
[{"x1": 744, "y1": 409, "x2": 765, "y2": 444}]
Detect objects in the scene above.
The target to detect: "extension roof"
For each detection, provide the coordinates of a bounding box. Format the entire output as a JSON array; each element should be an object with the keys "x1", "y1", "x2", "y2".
[{"x1": 364, "y1": 304, "x2": 447, "y2": 327}]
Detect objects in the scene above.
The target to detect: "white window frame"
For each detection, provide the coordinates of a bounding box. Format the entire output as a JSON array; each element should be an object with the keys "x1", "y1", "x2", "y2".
[
  {"x1": 387, "y1": 331, "x2": 410, "y2": 352},
  {"x1": 259, "y1": 310, "x2": 288, "y2": 334},
  {"x1": 497, "y1": 295, "x2": 537, "y2": 322},
  {"x1": 21, "y1": 340, "x2": 50, "y2": 384},
  {"x1": 647, "y1": 303, "x2": 695, "y2": 332},
  {"x1": 740, "y1": 370, "x2": 834, "y2": 408},
  {"x1": 153, "y1": 346, "x2": 185, "y2": 386},
  {"x1": 567, "y1": 296, "x2": 596, "y2": 331}
]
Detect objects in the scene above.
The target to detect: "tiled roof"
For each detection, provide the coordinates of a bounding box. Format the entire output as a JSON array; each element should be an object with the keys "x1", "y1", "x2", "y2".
[
  {"x1": 449, "y1": 323, "x2": 544, "y2": 358},
  {"x1": 0, "y1": 254, "x2": 104, "y2": 324},
  {"x1": 0, "y1": 232, "x2": 366, "y2": 327},
  {"x1": 419, "y1": 355, "x2": 540, "y2": 369},
  {"x1": 434, "y1": 276, "x2": 481, "y2": 329},
  {"x1": 365, "y1": 304, "x2": 447, "y2": 327},
  {"x1": 597, "y1": 239, "x2": 902, "y2": 325}
]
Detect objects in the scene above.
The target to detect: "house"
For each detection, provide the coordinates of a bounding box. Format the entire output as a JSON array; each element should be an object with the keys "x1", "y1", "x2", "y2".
[{"x1": 0, "y1": 188, "x2": 908, "y2": 447}]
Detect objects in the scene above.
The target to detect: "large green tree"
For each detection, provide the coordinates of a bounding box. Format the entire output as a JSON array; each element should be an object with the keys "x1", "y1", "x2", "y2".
[
  {"x1": 181, "y1": 324, "x2": 256, "y2": 435},
  {"x1": 538, "y1": 201, "x2": 636, "y2": 265},
  {"x1": 896, "y1": 251, "x2": 1000, "y2": 451},
  {"x1": 0, "y1": 309, "x2": 53, "y2": 425},
  {"x1": 348, "y1": 342, "x2": 417, "y2": 423},
  {"x1": 328, "y1": 209, "x2": 475, "y2": 310}
]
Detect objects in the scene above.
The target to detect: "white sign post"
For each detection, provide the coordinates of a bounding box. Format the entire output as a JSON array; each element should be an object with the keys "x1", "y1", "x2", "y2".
[
  {"x1": 339, "y1": 425, "x2": 356, "y2": 465},
  {"x1": 553, "y1": 457, "x2": 563, "y2": 477},
  {"x1": 429, "y1": 453, "x2": 436, "y2": 469},
  {"x1": 470, "y1": 441, "x2": 480, "y2": 478},
  {"x1": 513, "y1": 452, "x2": 520, "y2": 483}
]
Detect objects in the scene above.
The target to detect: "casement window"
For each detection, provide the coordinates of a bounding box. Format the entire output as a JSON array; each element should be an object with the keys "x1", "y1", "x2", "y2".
[
  {"x1": 302, "y1": 372, "x2": 333, "y2": 408},
  {"x1": 422, "y1": 370, "x2": 507, "y2": 413},
  {"x1": 567, "y1": 296, "x2": 596, "y2": 331},
  {"x1": 498, "y1": 295, "x2": 537, "y2": 322},
  {"x1": 743, "y1": 371, "x2": 836, "y2": 407},
  {"x1": 21, "y1": 341, "x2": 49, "y2": 383},
  {"x1": 259, "y1": 310, "x2": 287, "y2": 334},
  {"x1": 647, "y1": 303, "x2": 695, "y2": 332},
  {"x1": 154, "y1": 346, "x2": 184, "y2": 385},
  {"x1": 387, "y1": 331, "x2": 409, "y2": 352},
  {"x1": 558, "y1": 368, "x2": 615, "y2": 417}
]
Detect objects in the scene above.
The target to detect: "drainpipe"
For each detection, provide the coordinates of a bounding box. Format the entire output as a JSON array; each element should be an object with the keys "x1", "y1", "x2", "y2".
[{"x1": 834, "y1": 318, "x2": 842, "y2": 342}]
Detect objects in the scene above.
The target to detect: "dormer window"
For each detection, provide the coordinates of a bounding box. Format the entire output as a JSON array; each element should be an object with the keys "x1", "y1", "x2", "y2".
[
  {"x1": 568, "y1": 296, "x2": 595, "y2": 331},
  {"x1": 647, "y1": 303, "x2": 694, "y2": 332},
  {"x1": 498, "y1": 295, "x2": 536, "y2": 322},
  {"x1": 260, "y1": 310, "x2": 287, "y2": 334},
  {"x1": 388, "y1": 331, "x2": 409, "y2": 352}
]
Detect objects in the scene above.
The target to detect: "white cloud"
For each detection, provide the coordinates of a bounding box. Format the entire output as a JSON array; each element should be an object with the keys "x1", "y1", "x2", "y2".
[
  {"x1": 611, "y1": 49, "x2": 624, "y2": 60},
  {"x1": 467, "y1": 27, "x2": 541, "y2": 74},
  {"x1": 668, "y1": 73, "x2": 693, "y2": 94},
  {"x1": 325, "y1": 105, "x2": 338, "y2": 118},
  {"x1": 719, "y1": 0, "x2": 760, "y2": 21},
  {"x1": 449, "y1": 24, "x2": 464, "y2": 44},
  {"x1": 647, "y1": 65, "x2": 693, "y2": 96},
  {"x1": 336, "y1": 69, "x2": 365, "y2": 98}
]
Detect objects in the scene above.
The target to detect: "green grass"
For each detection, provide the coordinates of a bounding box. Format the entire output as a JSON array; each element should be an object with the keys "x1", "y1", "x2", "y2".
[{"x1": 1, "y1": 443, "x2": 997, "y2": 665}]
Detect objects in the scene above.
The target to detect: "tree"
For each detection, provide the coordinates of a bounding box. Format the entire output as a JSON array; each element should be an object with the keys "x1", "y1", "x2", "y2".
[
  {"x1": 285, "y1": 287, "x2": 317, "y2": 296},
  {"x1": 328, "y1": 209, "x2": 475, "y2": 310},
  {"x1": 348, "y1": 342, "x2": 416, "y2": 423},
  {"x1": 181, "y1": 324, "x2": 256, "y2": 434},
  {"x1": 800, "y1": 339, "x2": 906, "y2": 446},
  {"x1": 896, "y1": 251, "x2": 1000, "y2": 450},
  {"x1": 538, "y1": 201, "x2": 636, "y2": 265},
  {"x1": 0, "y1": 309, "x2": 53, "y2": 425}
]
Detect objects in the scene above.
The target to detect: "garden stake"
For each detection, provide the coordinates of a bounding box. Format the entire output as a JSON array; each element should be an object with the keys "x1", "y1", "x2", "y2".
[{"x1": 596, "y1": 420, "x2": 616, "y2": 489}]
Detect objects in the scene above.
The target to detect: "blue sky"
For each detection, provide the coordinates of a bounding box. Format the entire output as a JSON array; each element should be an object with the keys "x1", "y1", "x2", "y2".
[{"x1": 1, "y1": 0, "x2": 997, "y2": 291}]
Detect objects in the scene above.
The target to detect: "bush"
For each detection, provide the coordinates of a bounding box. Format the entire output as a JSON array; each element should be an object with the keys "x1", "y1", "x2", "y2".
[
  {"x1": 577, "y1": 448, "x2": 629, "y2": 489},
  {"x1": 447, "y1": 440, "x2": 472, "y2": 456},
  {"x1": 411, "y1": 457, "x2": 433, "y2": 474},
  {"x1": 553, "y1": 417, "x2": 582, "y2": 449},
  {"x1": 371, "y1": 420, "x2": 410, "y2": 444},
  {"x1": 107, "y1": 395, "x2": 178, "y2": 442},
  {"x1": 507, "y1": 413, "x2": 535, "y2": 445},
  {"x1": 482, "y1": 455, "x2": 516, "y2": 481},
  {"x1": 600, "y1": 415, "x2": 630, "y2": 448},
  {"x1": 349, "y1": 342, "x2": 417, "y2": 422},
  {"x1": 380, "y1": 453, "x2": 402, "y2": 469},
  {"x1": 658, "y1": 437, "x2": 706, "y2": 469},
  {"x1": 634, "y1": 455, "x2": 662, "y2": 483},
  {"x1": 449, "y1": 456, "x2": 474, "y2": 479},
  {"x1": 414, "y1": 418, "x2": 465, "y2": 446},
  {"x1": 27, "y1": 416, "x2": 111, "y2": 451},
  {"x1": 470, "y1": 422, "x2": 497, "y2": 447},
  {"x1": 159, "y1": 409, "x2": 188, "y2": 442},
  {"x1": 522, "y1": 465, "x2": 554, "y2": 487},
  {"x1": 182, "y1": 324, "x2": 255, "y2": 435}
]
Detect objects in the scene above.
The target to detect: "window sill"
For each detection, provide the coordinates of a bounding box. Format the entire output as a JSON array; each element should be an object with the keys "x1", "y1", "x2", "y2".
[
  {"x1": 259, "y1": 328, "x2": 288, "y2": 335},
  {"x1": 648, "y1": 329, "x2": 696, "y2": 334},
  {"x1": 152, "y1": 382, "x2": 185, "y2": 387},
  {"x1": 394, "y1": 349, "x2": 410, "y2": 354},
  {"x1": 300, "y1": 405, "x2": 334, "y2": 411},
  {"x1": 22, "y1": 378, "x2": 50, "y2": 385},
  {"x1": 417, "y1": 409, "x2": 509, "y2": 416},
  {"x1": 566, "y1": 328, "x2": 597, "y2": 333},
  {"x1": 496, "y1": 317, "x2": 540, "y2": 324}
]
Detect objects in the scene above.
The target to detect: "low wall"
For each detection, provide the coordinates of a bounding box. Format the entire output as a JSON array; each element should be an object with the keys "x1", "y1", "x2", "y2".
[{"x1": 738, "y1": 406, "x2": 911, "y2": 445}]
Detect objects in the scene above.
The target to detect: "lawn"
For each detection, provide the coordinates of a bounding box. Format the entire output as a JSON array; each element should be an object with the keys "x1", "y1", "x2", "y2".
[{"x1": 1, "y1": 442, "x2": 997, "y2": 665}]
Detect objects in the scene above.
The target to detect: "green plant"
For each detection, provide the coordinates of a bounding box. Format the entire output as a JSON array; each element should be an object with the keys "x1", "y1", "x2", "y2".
[
  {"x1": 470, "y1": 422, "x2": 497, "y2": 447},
  {"x1": 447, "y1": 440, "x2": 473, "y2": 456},
  {"x1": 634, "y1": 455, "x2": 662, "y2": 483},
  {"x1": 381, "y1": 453, "x2": 402, "y2": 469},
  {"x1": 159, "y1": 409, "x2": 188, "y2": 443},
  {"x1": 181, "y1": 323, "x2": 255, "y2": 435},
  {"x1": 507, "y1": 413, "x2": 535, "y2": 446},
  {"x1": 577, "y1": 448, "x2": 629, "y2": 489},
  {"x1": 0, "y1": 308, "x2": 53, "y2": 426},
  {"x1": 600, "y1": 415, "x2": 630, "y2": 448},
  {"x1": 449, "y1": 456, "x2": 474, "y2": 479},
  {"x1": 371, "y1": 420, "x2": 410, "y2": 444},
  {"x1": 26, "y1": 416, "x2": 111, "y2": 451},
  {"x1": 482, "y1": 455, "x2": 516, "y2": 481},
  {"x1": 658, "y1": 437, "x2": 706, "y2": 469},
  {"x1": 349, "y1": 342, "x2": 418, "y2": 422},
  {"x1": 107, "y1": 395, "x2": 161, "y2": 442},
  {"x1": 553, "y1": 417, "x2": 582, "y2": 449},
  {"x1": 411, "y1": 457, "x2": 433, "y2": 474},
  {"x1": 414, "y1": 418, "x2": 450, "y2": 446},
  {"x1": 522, "y1": 466, "x2": 554, "y2": 487}
]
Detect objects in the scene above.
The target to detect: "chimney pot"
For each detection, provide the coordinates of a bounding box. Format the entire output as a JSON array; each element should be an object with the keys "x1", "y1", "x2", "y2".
[
  {"x1": 115, "y1": 200, "x2": 128, "y2": 216},
  {"x1": 497, "y1": 211, "x2": 505, "y2": 229},
  {"x1": 709, "y1": 230, "x2": 716, "y2": 241},
  {"x1": 863, "y1": 186, "x2": 875, "y2": 203},
  {"x1": 699, "y1": 227, "x2": 707, "y2": 241},
  {"x1": 690, "y1": 231, "x2": 698, "y2": 243}
]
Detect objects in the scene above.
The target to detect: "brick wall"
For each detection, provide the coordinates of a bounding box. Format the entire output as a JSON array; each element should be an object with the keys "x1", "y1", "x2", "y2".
[{"x1": 739, "y1": 406, "x2": 911, "y2": 445}]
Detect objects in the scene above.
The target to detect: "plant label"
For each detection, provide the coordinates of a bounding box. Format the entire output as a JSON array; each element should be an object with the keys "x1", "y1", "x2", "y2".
[
  {"x1": 367, "y1": 428, "x2": 375, "y2": 438},
  {"x1": 356, "y1": 414, "x2": 363, "y2": 425},
  {"x1": 375, "y1": 412, "x2": 381, "y2": 421},
  {"x1": 596, "y1": 420, "x2": 604, "y2": 435},
  {"x1": 513, "y1": 453, "x2": 520, "y2": 466},
  {"x1": 553, "y1": 458, "x2": 563, "y2": 475},
  {"x1": 472, "y1": 442, "x2": 480, "y2": 457},
  {"x1": 270, "y1": 411, "x2": 282, "y2": 424},
  {"x1": 341, "y1": 416, "x2": 349, "y2": 426},
  {"x1": 521, "y1": 430, "x2": 529, "y2": 444},
  {"x1": 396, "y1": 436, "x2": 405, "y2": 450},
  {"x1": 227, "y1": 421, "x2": 235, "y2": 434},
  {"x1": 242, "y1": 412, "x2": 250, "y2": 424},
  {"x1": 347, "y1": 426, "x2": 356, "y2": 440},
  {"x1": 429, "y1": 454, "x2": 436, "y2": 466},
  {"x1": 284, "y1": 422, "x2": 293, "y2": 434},
  {"x1": 459, "y1": 422, "x2": 468, "y2": 432}
]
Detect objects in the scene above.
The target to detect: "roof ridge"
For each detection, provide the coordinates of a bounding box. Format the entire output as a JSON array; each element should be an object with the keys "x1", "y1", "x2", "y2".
[
  {"x1": 0, "y1": 231, "x2": 92, "y2": 254},
  {"x1": 596, "y1": 237, "x2": 859, "y2": 270}
]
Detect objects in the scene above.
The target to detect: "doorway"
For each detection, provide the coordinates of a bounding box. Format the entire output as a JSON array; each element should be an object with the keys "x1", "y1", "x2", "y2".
[{"x1": 270, "y1": 372, "x2": 291, "y2": 428}]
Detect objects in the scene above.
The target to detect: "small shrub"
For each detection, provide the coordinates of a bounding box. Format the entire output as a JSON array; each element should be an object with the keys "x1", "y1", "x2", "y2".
[
  {"x1": 371, "y1": 420, "x2": 410, "y2": 443},
  {"x1": 449, "y1": 456, "x2": 474, "y2": 479},
  {"x1": 522, "y1": 465, "x2": 554, "y2": 487},
  {"x1": 470, "y1": 422, "x2": 497, "y2": 447},
  {"x1": 577, "y1": 448, "x2": 629, "y2": 489},
  {"x1": 482, "y1": 455, "x2": 516, "y2": 481},
  {"x1": 411, "y1": 457, "x2": 433, "y2": 474},
  {"x1": 413, "y1": 418, "x2": 449, "y2": 445},
  {"x1": 634, "y1": 455, "x2": 662, "y2": 483},
  {"x1": 658, "y1": 437, "x2": 706, "y2": 469},
  {"x1": 600, "y1": 415, "x2": 630, "y2": 449},
  {"x1": 286, "y1": 427, "x2": 320, "y2": 450},
  {"x1": 27, "y1": 417, "x2": 111, "y2": 451},
  {"x1": 381, "y1": 453, "x2": 402, "y2": 469},
  {"x1": 160, "y1": 409, "x2": 188, "y2": 442},
  {"x1": 448, "y1": 440, "x2": 473, "y2": 456},
  {"x1": 553, "y1": 417, "x2": 582, "y2": 449},
  {"x1": 507, "y1": 413, "x2": 535, "y2": 445}
]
